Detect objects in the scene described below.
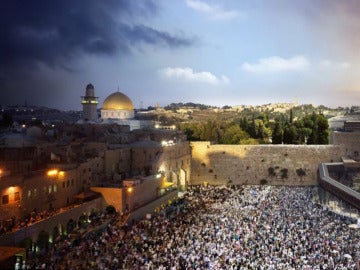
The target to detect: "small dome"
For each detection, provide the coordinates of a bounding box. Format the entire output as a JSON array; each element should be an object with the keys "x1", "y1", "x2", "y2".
[{"x1": 102, "y1": 91, "x2": 134, "y2": 110}]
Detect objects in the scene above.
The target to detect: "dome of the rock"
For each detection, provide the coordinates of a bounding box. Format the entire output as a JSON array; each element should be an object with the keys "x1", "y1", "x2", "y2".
[{"x1": 102, "y1": 92, "x2": 134, "y2": 111}]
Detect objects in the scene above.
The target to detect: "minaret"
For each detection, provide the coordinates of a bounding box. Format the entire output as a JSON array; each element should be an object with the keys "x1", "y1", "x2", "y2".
[{"x1": 81, "y1": 83, "x2": 98, "y2": 121}]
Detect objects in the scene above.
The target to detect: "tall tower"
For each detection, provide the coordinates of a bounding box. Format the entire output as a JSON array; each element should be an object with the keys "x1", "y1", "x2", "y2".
[{"x1": 81, "y1": 83, "x2": 98, "y2": 121}]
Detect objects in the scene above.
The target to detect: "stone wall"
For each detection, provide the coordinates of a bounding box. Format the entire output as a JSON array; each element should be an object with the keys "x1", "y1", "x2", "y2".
[
  {"x1": 127, "y1": 178, "x2": 162, "y2": 210},
  {"x1": 90, "y1": 187, "x2": 123, "y2": 212},
  {"x1": 190, "y1": 142, "x2": 344, "y2": 186},
  {"x1": 157, "y1": 142, "x2": 192, "y2": 189},
  {"x1": 331, "y1": 131, "x2": 360, "y2": 161},
  {"x1": 127, "y1": 190, "x2": 178, "y2": 222}
]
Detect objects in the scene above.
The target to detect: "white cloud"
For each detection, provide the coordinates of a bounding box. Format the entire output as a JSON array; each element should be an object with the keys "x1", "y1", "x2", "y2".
[
  {"x1": 185, "y1": 0, "x2": 239, "y2": 20},
  {"x1": 160, "y1": 67, "x2": 229, "y2": 85},
  {"x1": 320, "y1": 60, "x2": 351, "y2": 70},
  {"x1": 242, "y1": 56, "x2": 310, "y2": 73}
]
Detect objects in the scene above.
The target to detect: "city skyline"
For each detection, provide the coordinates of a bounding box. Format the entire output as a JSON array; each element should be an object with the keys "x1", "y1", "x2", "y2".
[{"x1": 1, "y1": 0, "x2": 359, "y2": 110}]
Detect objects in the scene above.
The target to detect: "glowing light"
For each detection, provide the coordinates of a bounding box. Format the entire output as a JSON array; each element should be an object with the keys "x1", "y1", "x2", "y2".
[
  {"x1": 58, "y1": 171, "x2": 65, "y2": 177},
  {"x1": 21, "y1": 124, "x2": 26, "y2": 128},
  {"x1": 161, "y1": 140, "x2": 168, "y2": 146},
  {"x1": 47, "y1": 169, "x2": 58, "y2": 176},
  {"x1": 0, "y1": 169, "x2": 3, "y2": 175},
  {"x1": 161, "y1": 182, "x2": 174, "y2": 188},
  {"x1": 127, "y1": 187, "x2": 133, "y2": 193},
  {"x1": 155, "y1": 124, "x2": 159, "y2": 129}
]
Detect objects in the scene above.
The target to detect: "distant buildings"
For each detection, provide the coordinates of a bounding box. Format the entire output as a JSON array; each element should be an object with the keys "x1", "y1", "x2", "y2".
[
  {"x1": 0, "y1": 85, "x2": 191, "y2": 247},
  {"x1": 80, "y1": 84, "x2": 152, "y2": 130}
]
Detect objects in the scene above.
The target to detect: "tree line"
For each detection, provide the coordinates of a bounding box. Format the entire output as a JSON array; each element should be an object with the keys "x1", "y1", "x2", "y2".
[{"x1": 178, "y1": 110, "x2": 329, "y2": 145}]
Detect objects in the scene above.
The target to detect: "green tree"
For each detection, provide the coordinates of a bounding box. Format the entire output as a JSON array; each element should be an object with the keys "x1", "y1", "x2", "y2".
[
  {"x1": 316, "y1": 114, "x2": 329, "y2": 144},
  {"x1": 220, "y1": 124, "x2": 250, "y2": 144},
  {"x1": 303, "y1": 112, "x2": 329, "y2": 144},
  {"x1": 308, "y1": 112, "x2": 318, "y2": 144},
  {"x1": 272, "y1": 120, "x2": 283, "y2": 144},
  {"x1": 283, "y1": 124, "x2": 298, "y2": 144},
  {"x1": 239, "y1": 117, "x2": 249, "y2": 132}
]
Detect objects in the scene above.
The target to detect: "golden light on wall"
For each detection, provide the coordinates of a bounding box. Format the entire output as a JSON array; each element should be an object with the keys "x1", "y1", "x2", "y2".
[
  {"x1": 127, "y1": 187, "x2": 133, "y2": 193},
  {"x1": 58, "y1": 171, "x2": 65, "y2": 177},
  {"x1": 47, "y1": 169, "x2": 58, "y2": 176}
]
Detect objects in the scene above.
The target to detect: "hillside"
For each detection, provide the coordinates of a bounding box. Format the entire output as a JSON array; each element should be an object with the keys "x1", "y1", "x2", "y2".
[{"x1": 137, "y1": 102, "x2": 348, "y2": 126}]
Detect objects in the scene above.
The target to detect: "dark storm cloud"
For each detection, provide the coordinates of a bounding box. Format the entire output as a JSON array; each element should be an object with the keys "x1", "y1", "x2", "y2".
[
  {"x1": 0, "y1": 0, "x2": 193, "y2": 71},
  {"x1": 122, "y1": 24, "x2": 193, "y2": 47},
  {"x1": 0, "y1": 0, "x2": 194, "y2": 108}
]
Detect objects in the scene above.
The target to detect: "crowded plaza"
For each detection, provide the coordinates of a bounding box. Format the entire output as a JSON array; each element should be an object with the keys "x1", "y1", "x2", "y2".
[{"x1": 25, "y1": 185, "x2": 359, "y2": 269}]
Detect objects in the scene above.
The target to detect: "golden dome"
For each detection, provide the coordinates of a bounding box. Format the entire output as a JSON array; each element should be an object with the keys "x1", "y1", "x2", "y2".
[{"x1": 102, "y1": 91, "x2": 134, "y2": 110}]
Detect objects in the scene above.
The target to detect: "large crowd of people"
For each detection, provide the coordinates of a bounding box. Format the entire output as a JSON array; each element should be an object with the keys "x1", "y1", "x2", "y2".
[
  {"x1": 0, "y1": 208, "x2": 60, "y2": 236},
  {"x1": 25, "y1": 185, "x2": 359, "y2": 269}
]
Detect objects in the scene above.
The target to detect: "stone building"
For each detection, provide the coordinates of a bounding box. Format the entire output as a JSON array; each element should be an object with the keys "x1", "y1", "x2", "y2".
[
  {"x1": 0, "y1": 119, "x2": 191, "y2": 246},
  {"x1": 81, "y1": 83, "x2": 98, "y2": 121}
]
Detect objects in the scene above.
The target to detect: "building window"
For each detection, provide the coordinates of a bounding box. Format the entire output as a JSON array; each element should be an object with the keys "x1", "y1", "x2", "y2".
[
  {"x1": 53, "y1": 184, "x2": 57, "y2": 193},
  {"x1": 27, "y1": 190, "x2": 32, "y2": 199},
  {"x1": 14, "y1": 192, "x2": 20, "y2": 201},
  {"x1": 48, "y1": 185, "x2": 52, "y2": 194},
  {"x1": 2, "y1": 195, "x2": 9, "y2": 205},
  {"x1": 67, "y1": 181, "x2": 70, "y2": 187},
  {"x1": 33, "y1": 188, "x2": 37, "y2": 197}
]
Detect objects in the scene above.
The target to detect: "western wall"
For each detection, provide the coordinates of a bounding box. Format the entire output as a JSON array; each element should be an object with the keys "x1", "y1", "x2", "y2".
[
  {"x1": 190, "y1": 142, "x2": 345, "y2": 186},
  {"x1": 331, "y1": 131, "x2": 360, "y2": 161}
]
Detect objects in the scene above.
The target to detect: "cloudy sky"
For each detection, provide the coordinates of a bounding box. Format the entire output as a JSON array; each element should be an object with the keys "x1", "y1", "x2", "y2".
[{"x1": 1, "y1": 0, "x2": 360, "y2": 110}]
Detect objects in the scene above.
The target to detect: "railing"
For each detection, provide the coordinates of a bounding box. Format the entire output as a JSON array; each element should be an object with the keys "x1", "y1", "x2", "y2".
[{"x1": 318, "y1": 163, "x2": 360, "y2": 210}]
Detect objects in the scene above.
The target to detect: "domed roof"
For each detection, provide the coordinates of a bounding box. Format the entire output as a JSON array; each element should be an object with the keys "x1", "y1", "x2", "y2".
[{"x1": 102, "y1": 91, "x2": 134, "y2": 110}]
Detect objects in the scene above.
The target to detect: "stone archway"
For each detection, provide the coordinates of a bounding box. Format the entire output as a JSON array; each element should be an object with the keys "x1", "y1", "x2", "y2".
[
  {"x1": 179, "y1": 169, "x2": 187, "y2": 191},
  {"x1": 170, "y1": 171, "x2": 178, "y2": 184}
]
